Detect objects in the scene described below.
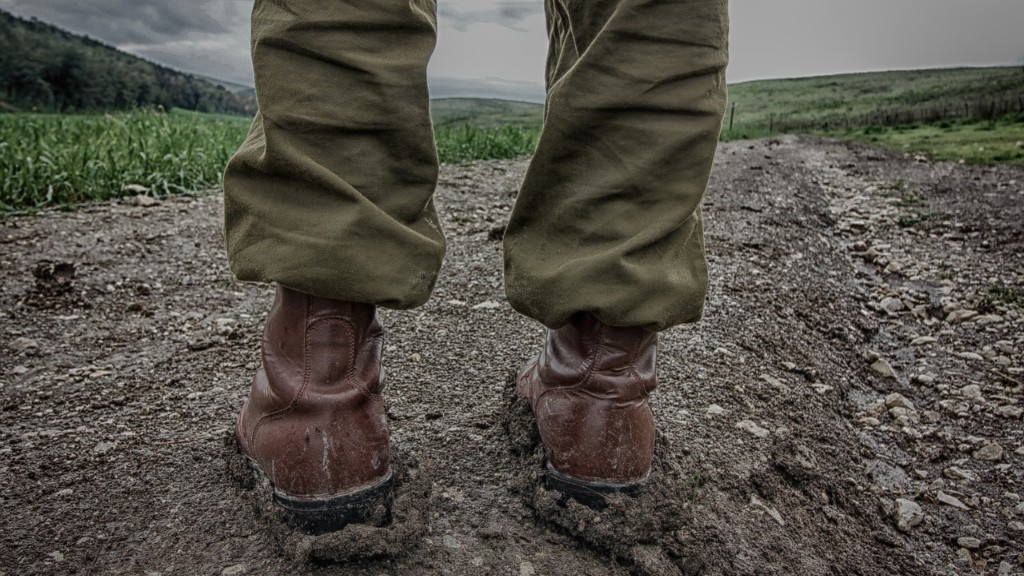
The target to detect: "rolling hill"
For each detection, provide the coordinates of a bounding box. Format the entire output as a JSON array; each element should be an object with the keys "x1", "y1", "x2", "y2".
[{"x1": 0, "y1": 9, "x2": 255, "y2": 115}]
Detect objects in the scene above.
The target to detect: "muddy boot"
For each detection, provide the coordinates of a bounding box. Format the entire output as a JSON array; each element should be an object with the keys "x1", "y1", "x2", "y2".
[
  {"x1": 235, "y1": 285, "x2": 393, "y2": 534},
  {"x1": 516, "y1": 313, "x2": 657, "y2": 508}
]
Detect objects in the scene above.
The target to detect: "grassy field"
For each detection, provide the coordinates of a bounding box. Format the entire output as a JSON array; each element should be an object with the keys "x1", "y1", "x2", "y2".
[
  {"x1": 3, "y1": 67, "x2": 1023, "y2": 212},
  {"x1": 430, "y1": 98, "x2": 542, "y2": 129},
  {"x1": 0, "y1": 109, "x2": 246, "y2": 211},
  {"x1": 0, "y1": 104, "x2": 542, "y2": 212},
  {"x1": 722, "y1": 66, "x2": 1023, "y2": 137},
  {"x1": 841, "y1": 115, "x2": 1024, "y2": 165}
]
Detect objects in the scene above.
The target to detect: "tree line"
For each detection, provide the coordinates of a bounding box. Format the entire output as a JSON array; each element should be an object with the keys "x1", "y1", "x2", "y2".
[{"x1": 0, "y1": 9, "x2": 255, "y2": 116}]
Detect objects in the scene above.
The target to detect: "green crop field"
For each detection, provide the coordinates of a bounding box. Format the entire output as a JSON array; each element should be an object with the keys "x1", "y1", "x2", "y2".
[
  {"x1": 722, "y1": 66, "x2": 1023, "y2": 136},
  {"x1": 0, "y1": 104, "x2": 542, "y2": 212},
  {"x1": 0, "y1": 109, "x2": 248, "y2": 211},
  {"x1": 3, "y1": 68, "x2": 1023, "y2": 213}
]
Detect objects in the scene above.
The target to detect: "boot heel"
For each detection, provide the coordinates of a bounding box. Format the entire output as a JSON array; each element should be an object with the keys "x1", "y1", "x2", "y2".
[
  {"x1": 544, "y1": 462, "x2": 647, "y2": 510},
  {"x1": 273, "y1": 469, "x2": 395, "y2": 534}
]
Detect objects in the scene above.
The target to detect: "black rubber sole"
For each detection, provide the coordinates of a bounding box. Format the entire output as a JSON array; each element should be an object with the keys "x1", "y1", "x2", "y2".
[
  {"x1": 543, "y1": 462, "x2": 647, "y2": 510},
  {"x1": 272, "y1": 470, "x2": 395, "y2": 535},
  {"x1": 235, "y1": 445, "x2": 395, "y2": 535}
]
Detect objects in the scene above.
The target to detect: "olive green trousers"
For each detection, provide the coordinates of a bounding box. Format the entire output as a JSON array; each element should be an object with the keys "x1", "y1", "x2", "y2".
[{"x1": 224, "y1": 0, "x2": 728, "y2": 331}]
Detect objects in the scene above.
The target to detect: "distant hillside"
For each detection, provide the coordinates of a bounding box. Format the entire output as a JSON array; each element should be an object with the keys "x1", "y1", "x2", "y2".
[
  {"x1": 0, "y1": 9, "x2": 255, "y2": 115},
  {"x1": 430, "y1": 98, "x2": 543, "y2": 129},
  {"x1": 725, "y1": 66, "x2": 1023, "y2": 135}
]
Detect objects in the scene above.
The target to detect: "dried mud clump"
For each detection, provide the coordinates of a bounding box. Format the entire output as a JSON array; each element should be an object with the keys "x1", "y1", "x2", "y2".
[
  {"x1": 23, "y1": 260, "x2": 88, "y2": 309},
  {"x1": 223, "y1": 431, "x2": 432, "y2": 564}
]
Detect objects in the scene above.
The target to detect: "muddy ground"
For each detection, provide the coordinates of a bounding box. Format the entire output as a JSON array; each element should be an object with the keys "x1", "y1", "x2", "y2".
[{"x1": 2, "y1": 136, "x2": 1023, "y2": 575}]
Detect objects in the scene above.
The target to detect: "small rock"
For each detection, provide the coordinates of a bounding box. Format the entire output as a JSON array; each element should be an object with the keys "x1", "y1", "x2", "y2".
[
  {"x1": 999, "y1": 561, "x2": 1012, "y2": 576},
  {"x1": 996, "y1": 405, "x2": 1024, "y2": 419},
  {"x1": 871, "y1": 359, "x2": 898, "y2": 379},
  {"x1": 957, "y1": 352, "x2": 984, "y2": 362},
  {"x1": 973, "y1": 443, "x2": 1004, "y2": 461},
  {"x1": 131, "y1": 194, "x2": 159, "y2": 207},
  {"x1": 879, "y1": 297, "x2": 904, "y2": 313},
  {"x1": 520, "y1": 561, "x2": 536, "y2": 576},
  {"x1": 944, "y1": 467, "x2": 979, "y2": 482},
  {"x1": 885, "y1": 393, "x2": 914, "y2": 410},
  {"x1": 222, "y1": 565, "x2": 246, "y2": 576},
  {"x1": 706, "y1": 404, "x2": 727, "y2": 417},
  {"x1": 760, "y1": 374, "x2": 790, "y2": 392},
  {"x1": 956, "y1": 536, "x2": 981, "y2": 549},
  {"x1": 911, "y1": 336, "x2": 938, "y2": 346},
  {"x1": 735, "y1": 420, "x2": 770, "y2": 439},
  {"x1": 49, "y1": 551, "x2": 64, "y2": 562},
  {"x1": 959, "y1": 385, "x2": 983, "y2": 401},
  {"x1": 93, "y1": 441, "x2": 117, "y2": 455},
  {"x1": 936, "y1": 491, "x2": 970, "y2": 510},
  {"x1": 946, "y1": 309, "x2": 978, "y2": 324},
  {"x1": 408, "y1": 353, "x2": 422, "y2": 362},
  {"x1": 974, "y1": 314, "x2": 1003, "y2": 325},
  {"x1": 443, "y1": 534, "x2": 462, "y2": 549},
  {"x1": 894, "y1": 498, "x2": 924, "y2": 532},
  {"x1": 472, "y1": 300, "x2": 501, "y2": 310},
  {"x1": 12, "y1": 365, "x2": 29, "y2": 375},
  {"x1": 9, "y1": 337, "x2": 39, "y2": 353},
  {"x1": 124, "y1": 183, "x2": 150, "y2": 194},
  {"x1": 446, "y1": 299, "x2": 466, "y2": 306}
]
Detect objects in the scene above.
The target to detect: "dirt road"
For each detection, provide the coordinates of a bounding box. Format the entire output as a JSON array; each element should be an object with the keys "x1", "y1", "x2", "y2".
[{"x1": 2, "y1": 137, "x2": 1022, "y2": 575}]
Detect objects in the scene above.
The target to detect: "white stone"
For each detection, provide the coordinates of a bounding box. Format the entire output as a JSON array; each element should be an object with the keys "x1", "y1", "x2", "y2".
[
  {"x1": 872, "y1": 359, "x2": 898, "y2": 379},
  {"x1": 885, "y1": 393, "x2": 914, "y2": 410},
  {"x1": 894, "y1": 499, "x2": 923, "y2": 532},
  {"x1": 735, "y1": 420, "x2": 770, "y2": 439},
  {"x1": 706, "y1": 404, "x2": 727, "y2": 417},
  {"x1": 937, "y1": 491, "x2": 970, "y2": 510},
  {"x1": 946, "y1": 309, "x2": 978, "y2": 324},
  {"x1": 959, "y1": 385, "x2": 983, "y2": 400},
  {"x1": 974, "y1": 443, "x2": 1004, "y2": 461}
]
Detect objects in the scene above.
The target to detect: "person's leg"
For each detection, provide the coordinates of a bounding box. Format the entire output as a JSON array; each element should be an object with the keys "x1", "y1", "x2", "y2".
[
  {"x1": 224, "y1": 0, "x2": 440, "y2": 533},
  {"x1": 514, "y1": 0, "x2": 728, "y2": 501},
  {"x1": 505, "y1": 0, "x2": 728, "y2": 332},
  {"x1": 225, "y1": 0, "x2": 443, "y2": 308}
]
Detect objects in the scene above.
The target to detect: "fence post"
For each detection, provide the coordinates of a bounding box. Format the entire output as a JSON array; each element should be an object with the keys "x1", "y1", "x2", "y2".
[{"x1": 729, "y1": 101, "x2": 736, "y2": 132}]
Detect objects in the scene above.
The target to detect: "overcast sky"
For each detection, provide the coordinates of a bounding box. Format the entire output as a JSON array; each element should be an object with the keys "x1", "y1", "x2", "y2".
[{"x1": 2, "y1": 0, "x2": 1022, "y2": 102}]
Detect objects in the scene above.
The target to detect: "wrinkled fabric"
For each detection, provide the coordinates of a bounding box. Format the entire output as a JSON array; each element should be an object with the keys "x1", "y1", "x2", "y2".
[{"x1": 224, "y1": 0, "x2": 728, "y2": 331}]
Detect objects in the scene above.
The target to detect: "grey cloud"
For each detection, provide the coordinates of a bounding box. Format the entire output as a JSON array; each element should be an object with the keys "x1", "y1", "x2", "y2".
[
  {"x1": 0, "y1": 0, "x2": 247, "y2": 46},
  {"x1": 439, "y1": 1, "x2": 543, "y2": 33}
]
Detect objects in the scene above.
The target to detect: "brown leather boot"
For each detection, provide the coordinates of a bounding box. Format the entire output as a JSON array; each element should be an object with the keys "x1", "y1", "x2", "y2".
[
  {"x1": 517, "y1": 312, "x2": 657, "y2": 506},
  {"x1": 235, "y1": 285, "x2": 393, "y2": 533}
]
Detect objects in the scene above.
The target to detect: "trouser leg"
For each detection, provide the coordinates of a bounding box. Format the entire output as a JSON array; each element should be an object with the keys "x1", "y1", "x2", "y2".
[
  {"x1": 504, "y1": 0, "x2": 729, "y2": 332},
  {"x1": 224, "y1": 0, "x2": 444, "y2": 309}
]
